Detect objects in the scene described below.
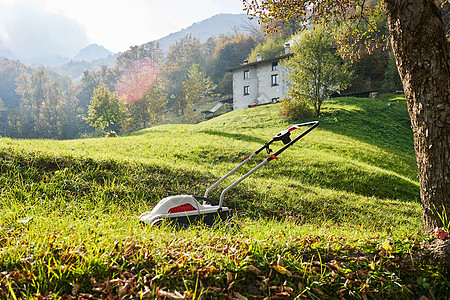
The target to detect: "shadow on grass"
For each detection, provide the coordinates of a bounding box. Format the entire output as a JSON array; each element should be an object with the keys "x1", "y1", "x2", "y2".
[
  {"x1": 318, "y1": 97, "x2": 414, "y2": 156},
  {"x1": 222, "y1": 182, "x2": 421, "y2": 230},
  {"x1": 264, "y1": 162, "x2": 420, "y2": 202}
]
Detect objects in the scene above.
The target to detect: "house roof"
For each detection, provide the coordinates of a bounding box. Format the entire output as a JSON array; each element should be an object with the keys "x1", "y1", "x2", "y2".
[{"x1": 225, "y1": 53, "x2": 294, "y2": 72}]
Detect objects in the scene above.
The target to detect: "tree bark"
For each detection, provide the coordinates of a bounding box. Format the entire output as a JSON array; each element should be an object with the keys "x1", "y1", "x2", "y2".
[{"x1": 383, "y1": 0, "x2": 450, "y2": 233}]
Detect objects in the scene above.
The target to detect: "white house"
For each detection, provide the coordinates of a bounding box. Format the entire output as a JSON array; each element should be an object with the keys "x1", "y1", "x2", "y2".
[{"x1": 226, "y1": 44, "x2": 293, "y2": 110}]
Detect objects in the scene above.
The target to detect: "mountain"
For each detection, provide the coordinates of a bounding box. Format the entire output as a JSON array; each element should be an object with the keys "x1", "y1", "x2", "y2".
[
  {"x1": 22, "y1": 54, "x2": 71, "y2": 67},
  {"x1": 48, "y1": 13, "x2": 256, "y2": 79},
  {"x1": 0, "y1": 43, "x2": 114, "y2": 69},
  {"x1": 0, "y1": 42, "x2": 71, "y2": 67},
  {"x1": 151, "y1": 13, "x2": 258, "y2": 52},
  {"x1": 52, "y1": 44, "x2": 116, "y2": 80},
  {"x1": 72, "y1": 44, "x2": 114, "y2": 62},
  {"x1": 55, "y1": 55, "x2": 117, "y2": 81}
]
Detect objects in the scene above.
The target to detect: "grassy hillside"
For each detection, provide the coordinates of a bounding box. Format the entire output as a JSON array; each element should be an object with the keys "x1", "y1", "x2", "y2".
[
  {"x1": 1, "y1": 95, "x2": 448, "y2": 299},
  {"x1": 1, "y1": 95, "x2": 419, "y2": 227}
]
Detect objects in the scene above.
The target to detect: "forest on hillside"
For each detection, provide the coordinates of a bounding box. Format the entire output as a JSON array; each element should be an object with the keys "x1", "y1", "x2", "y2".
[{"x1": 0, "y1": 18, "x2": 403, "y2": 140}]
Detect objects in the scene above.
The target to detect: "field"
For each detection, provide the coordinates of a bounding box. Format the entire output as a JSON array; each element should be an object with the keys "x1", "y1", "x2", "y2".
[{"x1": 1, "y1": 95, "x2": 448, "y2": 299}]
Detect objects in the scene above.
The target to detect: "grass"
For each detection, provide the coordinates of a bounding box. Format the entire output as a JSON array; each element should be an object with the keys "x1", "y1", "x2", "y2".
[{"x1": 0, "y1": 95, "x2": 448, "y2": 299}]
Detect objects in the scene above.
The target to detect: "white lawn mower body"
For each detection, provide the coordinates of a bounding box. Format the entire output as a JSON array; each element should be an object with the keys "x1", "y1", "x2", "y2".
[{"x1": 139, "y1": 195, "x2": 229, "y2": 226}]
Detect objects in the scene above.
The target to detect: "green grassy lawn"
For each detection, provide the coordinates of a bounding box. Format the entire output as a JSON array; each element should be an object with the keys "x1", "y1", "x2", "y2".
[{"x1": 1, "y1": 95, "x2": 448, "y2": 299}]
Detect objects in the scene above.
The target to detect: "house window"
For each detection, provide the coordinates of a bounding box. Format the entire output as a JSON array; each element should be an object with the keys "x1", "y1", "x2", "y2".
[
  {"x1": 244, "y1": 86, "x2": 249, "y2": 95},
  {"x1": 271, "y1": 74, "x2": 279, "y2": 86},
  {"x1": 243, "y1": 70, "x2": 249, "y2": 79},
  {"x1": 272, "y1": 62, "x2": 278, "y2": 71}
]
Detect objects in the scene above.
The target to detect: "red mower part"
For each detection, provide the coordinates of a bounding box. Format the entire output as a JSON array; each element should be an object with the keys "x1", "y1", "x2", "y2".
[{"x1": 168, "y1": 203, "x2": 197, "y2": 214}]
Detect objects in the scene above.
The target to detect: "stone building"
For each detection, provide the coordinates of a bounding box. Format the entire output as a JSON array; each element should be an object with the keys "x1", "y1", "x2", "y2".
[{"x1": 226, "y1": 43, "x2": 293, "y2": 110}]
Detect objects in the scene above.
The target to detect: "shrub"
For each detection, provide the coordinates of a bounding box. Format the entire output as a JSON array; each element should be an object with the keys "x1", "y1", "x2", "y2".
[
  {"x1": 280, "y1": 98, "x2": 314, "y2": 121},
  {"x1": 182, "y1": 105, "x2": 201, "y2": 124},
  {"x1": 106, "y1": 131, "x2": 118, "y2": 138}
]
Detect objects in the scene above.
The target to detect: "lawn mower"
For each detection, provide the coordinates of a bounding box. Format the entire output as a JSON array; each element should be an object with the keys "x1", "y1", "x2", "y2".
[{"x1": 139, "y1": 121, "x2": 319, "y2": 227}]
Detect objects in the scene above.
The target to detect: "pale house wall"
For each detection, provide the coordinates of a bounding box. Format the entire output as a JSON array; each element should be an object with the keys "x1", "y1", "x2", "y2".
[
  {"x1": 256, "y1": 62, "x2": 284, "y2": 105},
  {"x1": 232, "y1": 65, "x2": 258, "y2": 110},
  {"x1": 232, "y1": 60, "x2": 288, "y2": 110}
]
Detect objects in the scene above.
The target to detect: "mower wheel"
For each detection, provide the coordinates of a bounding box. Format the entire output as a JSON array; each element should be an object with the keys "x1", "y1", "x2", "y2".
[{"x1": 150, "y1": 218, "x2": 164, "y2": 227}]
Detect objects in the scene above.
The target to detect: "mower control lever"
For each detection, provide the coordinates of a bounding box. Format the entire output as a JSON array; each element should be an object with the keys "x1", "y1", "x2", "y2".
[
  {"x1": 273, "y1": 124, "x2": 303, "y2": 145},
  {"x1": 273, "y1": 129, "x2": 291, "y2": 144}
]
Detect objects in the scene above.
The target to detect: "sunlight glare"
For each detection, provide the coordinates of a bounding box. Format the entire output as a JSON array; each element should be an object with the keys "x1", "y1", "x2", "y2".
[{"x1": 116, "y1": 57, "x2": 158, "y2": 104}]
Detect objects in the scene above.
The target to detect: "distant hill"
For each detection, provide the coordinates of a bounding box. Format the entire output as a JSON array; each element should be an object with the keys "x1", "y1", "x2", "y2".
[
  {"x1": 54, "y1": 13, "x2": 256, "y2": 79},
  {"x1": 54, "y1": 54, "x2": 117, "y2": 81},
  {"x1": 54, "y1": 44, "x2": 117, "y2": 80},
  {"x1": 72, "y1": 44, "x2": 114, "y2": 62},
  {"x1": 23, "y1": 54, "x2": 71, "y2": 67},
  {"x1": 151, "y1": 13, "x2": 258, "y2": 52},
  {"x1": 0, "y1": 43, "x2": 114, "y2": 69}
]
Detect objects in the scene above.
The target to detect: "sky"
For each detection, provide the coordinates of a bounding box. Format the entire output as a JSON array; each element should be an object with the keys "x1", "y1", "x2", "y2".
[{"x1": 0, "y1": 0, "x2": 246, "y2": 60}]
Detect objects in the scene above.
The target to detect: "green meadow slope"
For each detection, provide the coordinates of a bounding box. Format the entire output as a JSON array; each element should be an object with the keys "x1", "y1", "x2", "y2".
[
  {"x1": 2, "y1": 95, "x2": 447, "y2": 299},
  {"x1": 1, "y1": 95, "x2": 419, "y2": 229}
]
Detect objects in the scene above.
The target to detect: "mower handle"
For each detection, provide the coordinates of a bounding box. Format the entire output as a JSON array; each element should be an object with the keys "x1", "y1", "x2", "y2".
[
  {"x1": 217, "y1": 121, "x2": 319, "y2": 209},
  {"x1": 204, "y1": 139, "x2": 275, "y2": 198},
  {"x1": 268, "y1": 121, "x2": 319, "y2": 160}
]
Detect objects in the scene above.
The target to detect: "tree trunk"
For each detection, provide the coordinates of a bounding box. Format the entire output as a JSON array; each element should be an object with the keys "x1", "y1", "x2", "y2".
[{"x1": 383, "y1": 0, "x2": 450, "y2": 233}]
